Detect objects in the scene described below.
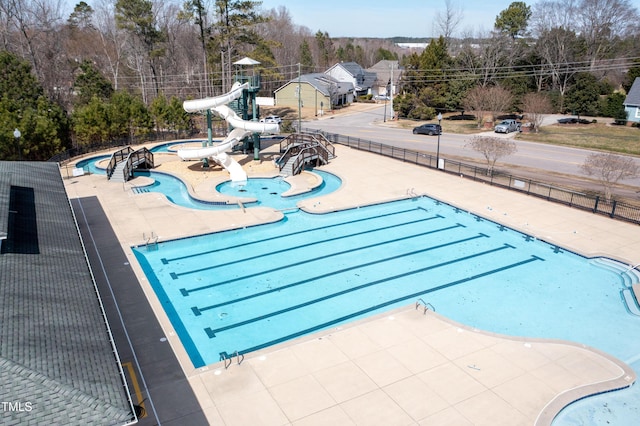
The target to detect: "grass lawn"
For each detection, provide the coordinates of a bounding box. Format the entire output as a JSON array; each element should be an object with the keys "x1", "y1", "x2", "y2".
[
  {"x1": 398, "y1": 116, "x2": 640, "y2": 156},
  {"x1": 516, "y1": 123, "x2": 640, "y2": 155}
]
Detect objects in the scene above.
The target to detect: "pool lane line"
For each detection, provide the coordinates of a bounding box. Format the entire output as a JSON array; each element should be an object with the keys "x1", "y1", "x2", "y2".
[
  {"x1": 181, "y1": 222, "x2": 466, "y2": 296},
  {"x1": 161, "y1": 206, "x2": 434, "y2": 264},
  {"x1": 203, "y1": 244, "x2": 531, "y2": 337},
  {"x1": 216, "y1": 255, "x2": 545, "y2": 354},
  {"x1": 192, "y1": 232, "x2": 488, "y2": 315},
  {"x1": 174, "y1": 213, "x2": 445, "y2": 280}
]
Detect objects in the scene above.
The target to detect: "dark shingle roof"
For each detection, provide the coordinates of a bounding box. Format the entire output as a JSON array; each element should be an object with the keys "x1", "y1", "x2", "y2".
[
  {"x1": 276, "y1": 73, "x2": 354, "y2": 96},
  {"x1": 625, "y1": 77, "x2": 640, "y2": 106},
  {"x1": 0, "y1": 161, "x2": 134, "y2": 425}
]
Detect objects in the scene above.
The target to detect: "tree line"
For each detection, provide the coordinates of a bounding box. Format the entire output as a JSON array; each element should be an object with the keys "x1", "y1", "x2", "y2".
[{"x1": 0, "y1": 0, "x2": 639, "y2": 161}]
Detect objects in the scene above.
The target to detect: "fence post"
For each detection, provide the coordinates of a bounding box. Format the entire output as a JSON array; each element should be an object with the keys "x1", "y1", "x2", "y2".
[
  {"x1": 593, "y1": 196, "x2": 599, "y2": 213},
  {"x1": 610, "y1": 200, "x2": 617, "y2": 218}
]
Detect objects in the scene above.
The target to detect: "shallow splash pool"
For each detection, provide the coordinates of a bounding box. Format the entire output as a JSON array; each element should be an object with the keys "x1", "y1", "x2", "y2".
[{"x1": 74, "y1": 154, "x2": 341, "y2": 210}]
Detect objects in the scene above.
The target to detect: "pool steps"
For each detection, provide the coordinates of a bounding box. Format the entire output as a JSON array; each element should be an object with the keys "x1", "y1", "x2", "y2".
[
  {"x1": 589, "y1": 258, "x2": 640, "y2": 316},
  {"x1": 622, "y1": 289, "x2": 640, "y2": 316}
]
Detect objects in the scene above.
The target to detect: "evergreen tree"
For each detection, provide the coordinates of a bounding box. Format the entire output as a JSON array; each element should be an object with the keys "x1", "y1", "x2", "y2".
[
  {"x1": 565, "y1": 73, "x2": 601, "y2": 117},
  {"x1": 299, "y1": 39, "x2": 314, "y2": 74},
  {"x1": 210, "y1": 0, "x2": 268, "y2": 91},
  {"x1": 495, "y1": 1, "x2": 532, "y2": 39},
  {"x1": 73, "y1": 60, "x2": 114, "y2": 107},
  {"x1": 0, "y1": 52, "x2": 69, "y2": 160}
]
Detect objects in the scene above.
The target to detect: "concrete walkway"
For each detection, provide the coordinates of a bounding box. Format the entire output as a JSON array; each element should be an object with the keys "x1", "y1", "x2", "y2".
[{"x1": 63, "y1": 140, "x2": 640, "y2": 425}]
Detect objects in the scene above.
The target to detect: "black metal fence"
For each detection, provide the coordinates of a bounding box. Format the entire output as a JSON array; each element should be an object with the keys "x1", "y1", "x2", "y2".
[{"x1": 304, "y1": 128, "x2": 640, "y2": 225}]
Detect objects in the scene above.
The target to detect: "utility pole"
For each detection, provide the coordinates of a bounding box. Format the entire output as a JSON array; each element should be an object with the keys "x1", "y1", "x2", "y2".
[
  {"x1": 297, "y1": 63, "x2": 302, "y2": 132},
  {"x1": 389, "y1": 62, "x2": 394, "y2": 121}
]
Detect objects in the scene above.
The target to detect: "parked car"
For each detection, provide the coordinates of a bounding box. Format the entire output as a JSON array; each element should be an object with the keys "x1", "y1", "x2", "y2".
[
  {"x1": 260, "y1": 115, "x2": 282, "y2": 124},
  {"x1": 374, "y1": 95, "x2": 390, "y2": 101},
  {"x1": 557, "y1": 117, "x2": 591, "y2": 124},
  {"x1": 494, "y1": 119, "x2": 521, "y2": 133},
  {"x1": 412, "y1": 123, "x2": 442, "y2": 136}
]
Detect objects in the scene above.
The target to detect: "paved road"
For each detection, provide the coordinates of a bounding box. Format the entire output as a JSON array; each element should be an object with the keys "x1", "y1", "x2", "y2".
[{"x1": 303, "y1": 105, "x2": 640, "y2": 195}]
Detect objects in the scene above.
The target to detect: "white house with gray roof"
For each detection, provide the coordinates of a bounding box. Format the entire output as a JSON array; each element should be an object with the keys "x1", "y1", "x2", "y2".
[
  {"x1": 325, "y1": 62, "x2": 377, "y2": 98},
  {"x1": 624, "y1": 77, "x2": 640, "y2": 124}
]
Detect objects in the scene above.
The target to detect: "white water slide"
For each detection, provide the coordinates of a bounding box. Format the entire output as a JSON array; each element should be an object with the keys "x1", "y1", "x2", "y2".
[{"x1": 178, "y1": 81, "x2": 280, "y2": 182}]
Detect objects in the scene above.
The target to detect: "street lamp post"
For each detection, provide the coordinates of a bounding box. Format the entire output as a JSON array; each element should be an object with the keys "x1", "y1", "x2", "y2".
[
  {"x1": 435, "y1": 113, "x2": 442, "y2": 169},
  {"x1": 13, "y1": 128, "x2": 21, "y2": 161}
]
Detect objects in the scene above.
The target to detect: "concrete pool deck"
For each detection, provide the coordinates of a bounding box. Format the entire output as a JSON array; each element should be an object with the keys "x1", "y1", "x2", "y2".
[{"x1": 63, "y1": 141, "x2": 640, "y2": 425}]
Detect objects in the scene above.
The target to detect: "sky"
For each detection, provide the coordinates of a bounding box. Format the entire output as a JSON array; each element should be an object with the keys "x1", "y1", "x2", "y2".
[{"x1": 258, "y1": 0, "x2": 640, "y2": 39}]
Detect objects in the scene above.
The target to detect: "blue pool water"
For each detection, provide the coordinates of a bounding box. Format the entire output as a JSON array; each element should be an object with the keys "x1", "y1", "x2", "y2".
[
  {"x1": 132, "y1": 196, "x2": 640, "y2": 360},
  {"x1": 135, "y1": 170, "x2": 340, "y2": 210},
  {"x1": 80, "y1": 152, "x2": 640, "y2": 424},
  {"x1": 132, "y1": 197, "x2": 640, "y2": 424},
  {"x1": 74, "y1": 155, "x2": 341, "y2": 210}
]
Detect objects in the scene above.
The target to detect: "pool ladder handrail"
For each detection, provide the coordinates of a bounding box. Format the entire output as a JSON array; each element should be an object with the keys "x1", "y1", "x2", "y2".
[
  {"x1": 221, "y1": 350, "x2": 244, "y2": 369},
  {"x1": 415, "y1": 298, "x2": 435, "y2": 315},
  {"x1": 143, "y1": 232, "x2": 158, "y2": 251}
]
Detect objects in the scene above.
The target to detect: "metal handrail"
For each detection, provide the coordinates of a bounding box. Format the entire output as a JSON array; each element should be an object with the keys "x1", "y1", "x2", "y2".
[
  {"x1": 415, "y1": 298, "x2": 435, "y2": 314},
  {"x1": 106, "y1": 146, "x2": 133, "y2": 179},
  {"x1": 220, "y1": 350, "x2": 244, "y2": 369},
  {"x1": 280, "y1": 132, "x2": 335, "y2": 157},
  {"x1": 289, "y1": 146, "x2": 328, "y2": 175},
  {"x1": 278, "y1": 134, "x2": 335, "y2": 176},
  {"x1": 121, "y1": 147, "x2": 154, "y2": 181}
]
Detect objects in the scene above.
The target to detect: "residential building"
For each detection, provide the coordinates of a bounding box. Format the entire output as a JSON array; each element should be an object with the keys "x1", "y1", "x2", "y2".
[
  {"x1": 324, "y1": 62, "x2": 377, "y2": 98},
  {"x1": 366, "y1": 60, "x2": 403, "y2": 98},
  {"x1": 274, "y1": 73, "x2": 354, "y2": 113},
  {"x1": 624, "y1": 77, "x2": 640, "y2": 124}
]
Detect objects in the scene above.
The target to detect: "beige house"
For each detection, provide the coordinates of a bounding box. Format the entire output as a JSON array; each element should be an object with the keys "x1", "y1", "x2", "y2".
[
  {"x1": 274, "y1": 73, "x2": 354, "y2": 113},
  {"x1": 366, "y1": 60, "x2": 402, "y2": 98}
]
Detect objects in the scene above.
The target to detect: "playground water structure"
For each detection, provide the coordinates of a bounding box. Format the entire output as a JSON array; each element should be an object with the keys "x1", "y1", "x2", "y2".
[
  {"x1": 131, "y1": 194, "x2": 640, "y2": 425},
  {"x1": 178, "y1": 82, "x2": 280, "y2": 182}
]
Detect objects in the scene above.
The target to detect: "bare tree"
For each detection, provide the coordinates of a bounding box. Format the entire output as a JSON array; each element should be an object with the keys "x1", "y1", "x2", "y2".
[
  {"x1": 463, "y1": 86, "x2": 489, "y2": 128},
  {"x1": 521, "y1": 92, "x2": 552, "y2": 132},
  {"x1": 535, "y1": 27, "x2": 578, "y2": 108},
  {"x1": 486, "y1": 85, "x2": 514, "y2": 122},
  {"x1": 475, "y1": 32, "x2": 510, "y2": 87},
  {"x1": 465, "y1": 85, "x2": 514, "y2": 128},
  {"x1": 576, "y1": 0, "x2": 640, "y2": 69},
  {"x1": 580, "y1": 153, "x2": 640, "y2": 201},
  {"x1": 530, "y1": 0, "x2": 578, "y2": 36},
  {"x1": 0, "y1": 0, "x2": 65, "y2": 97},
  {"x1": 94, "y1": 0, "x2": 127, "y2": 91},
  {"x1": 466, "y1": 136, "x2": 517, "y2": 176},
  {"x1": 435, "y1": 0, "x2": 463, "y2": 44}
]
